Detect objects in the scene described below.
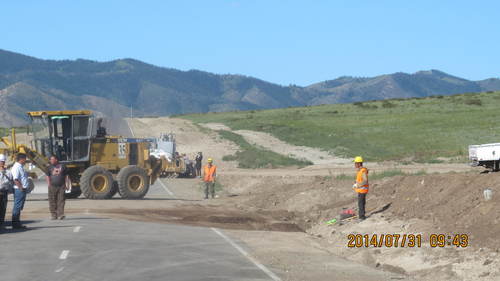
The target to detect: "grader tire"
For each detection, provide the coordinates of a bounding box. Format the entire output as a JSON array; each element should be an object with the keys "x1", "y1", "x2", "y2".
[
  {"x1": 80, "y1": 166, "x2": 114, "y2": 199},
  {"x1": 117, "y1": 165, "x2": 149, "y2": 199}
]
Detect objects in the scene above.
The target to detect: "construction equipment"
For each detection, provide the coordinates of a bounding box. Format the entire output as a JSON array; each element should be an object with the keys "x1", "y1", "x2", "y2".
[
  {"x1": 1, "y1": 110, "x2": 163, "y2": 199},
  {"x1": 469, "y1": 143, "x2": 500, "y2": 171},
  {"x1": 150, "y1": 133, "x2": 194, "y2": 178}
]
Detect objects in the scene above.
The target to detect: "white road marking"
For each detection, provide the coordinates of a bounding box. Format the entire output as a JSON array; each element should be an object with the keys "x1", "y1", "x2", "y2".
[
  {"x1": 211, "y1": 228, "x2": 282, "y2": 281},
  {"x1": 126, "y1": 119, "x2": 135, "y2": 137},
  {"x1": 59, "y1": 250, "x2": 70, "y2": 260},
  {"x1": 158, "y1": 179, "x2": 175, "y2": 196},
  {"x1": 55, "y1": 267, "x2": 64, "y2": 273},
  {"x1": 73, "y1": 226, "x2": 81, "y2": 233}
]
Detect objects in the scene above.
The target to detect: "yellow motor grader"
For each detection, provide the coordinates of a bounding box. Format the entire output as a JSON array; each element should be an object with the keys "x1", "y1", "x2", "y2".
[{"x1": 1, "y1": 110, "x2": 163, "y2": 199}]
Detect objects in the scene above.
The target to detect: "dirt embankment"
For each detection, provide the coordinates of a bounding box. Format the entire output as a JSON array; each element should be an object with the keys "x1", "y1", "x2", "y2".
[
  {"x1": 216, "y1": 171, "x2": 500, "y2": 281},
  {"x1": 371, "y1": 173, "x2": 500, "y2": 247},
  {"x1": 219, "y1": 172, "x2": 500, "y2": 247}
]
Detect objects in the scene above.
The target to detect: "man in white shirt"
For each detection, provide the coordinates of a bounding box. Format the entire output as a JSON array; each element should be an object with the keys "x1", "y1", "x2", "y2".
[{"x1": 11, "y1": 153, "x2": 29, "y2": 229}]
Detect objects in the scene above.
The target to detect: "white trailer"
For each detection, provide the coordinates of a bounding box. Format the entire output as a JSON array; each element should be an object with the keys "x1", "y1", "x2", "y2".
[{"x1": 469, "y1": 143, "x2": 500, "y2": 171}]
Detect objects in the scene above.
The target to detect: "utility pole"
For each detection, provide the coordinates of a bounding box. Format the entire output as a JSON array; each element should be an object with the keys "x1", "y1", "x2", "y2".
[{"x1": 130, "y1": 104, "x2": 133, "y2": 118}]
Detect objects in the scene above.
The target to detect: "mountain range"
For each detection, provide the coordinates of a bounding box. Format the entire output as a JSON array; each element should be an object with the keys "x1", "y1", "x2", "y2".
[{"x1": 1, "y1": 49, "x2": 499, "y2": 127}]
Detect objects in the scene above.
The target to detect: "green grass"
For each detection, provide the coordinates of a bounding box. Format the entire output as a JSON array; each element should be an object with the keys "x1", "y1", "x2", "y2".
[
  {"x1": 181, "y1": 91, "x2": 500, "y2": 162},
  {"x1": 217, "y1": 130, "x2": 313, "y2": 168},
  {"x1": 335, "y1": 169, "x2": 427, "y2": 180}
]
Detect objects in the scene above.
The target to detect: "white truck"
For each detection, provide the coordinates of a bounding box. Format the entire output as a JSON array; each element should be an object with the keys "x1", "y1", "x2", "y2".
[{"x1": 469, "y1": 143, "x2": 500, "y2": 171}]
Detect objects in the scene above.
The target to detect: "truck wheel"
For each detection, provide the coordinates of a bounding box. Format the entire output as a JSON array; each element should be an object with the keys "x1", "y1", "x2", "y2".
[
  {"x1": 65, "y1": 187, "x2": 82, "y2": 199},
  {"x1": 117, "y1": 165, "x2": 149, "y2": 199},
  {"x1": 80, "y1": 166, "x2": 114, "y2": 199}
]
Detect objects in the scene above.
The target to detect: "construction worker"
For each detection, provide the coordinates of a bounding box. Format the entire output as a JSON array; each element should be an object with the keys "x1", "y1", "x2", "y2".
[
  {"x1": 11, "y1": 153, "x2": 29, "y2": 229},
  {"x1": 46, "y1": 155, "x2": 70, "y2": 220},
  {"x1": 96, "y1": 118, "x2": 107, "y2": 138},
  {"x1": 353, "y1": 156, "x2": 369, "y2": 220},
  {"x1": 203, "y1": 158, "x2": 217, "y2": 199},
  {"x1": 195, "y1": 152, "x2": 203, "y2": 178}
]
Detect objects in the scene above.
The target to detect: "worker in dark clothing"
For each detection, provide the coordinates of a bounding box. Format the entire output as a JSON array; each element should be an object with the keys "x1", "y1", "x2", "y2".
[
  {"x1": 195, "y1": 152, "x2": 203, "y2": 178},
  {"x1": 96, "y1": 118, "x2": 107, "y2": 138},
  {"x1": 46, "y1": 155, "x2": 70, "y2": 220}
]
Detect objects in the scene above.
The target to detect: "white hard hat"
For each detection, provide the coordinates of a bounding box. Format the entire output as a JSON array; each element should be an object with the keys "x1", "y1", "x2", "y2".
[{"x1": 0, "y1": 154, "x2": 6, "y2": 162}]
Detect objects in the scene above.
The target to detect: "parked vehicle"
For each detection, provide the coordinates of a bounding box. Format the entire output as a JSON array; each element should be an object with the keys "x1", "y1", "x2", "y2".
[{"x1": 468, "y1": 143, "x2": 500, "y2": 171}]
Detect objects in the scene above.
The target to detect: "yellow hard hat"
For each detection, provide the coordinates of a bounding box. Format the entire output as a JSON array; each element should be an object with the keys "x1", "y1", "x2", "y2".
[
  {"x1": 207, "y1": 158, "x2": 213, "y2": 162},
  {"x1": 354, "y1": 156, "x2": 363, "y2": 163}
]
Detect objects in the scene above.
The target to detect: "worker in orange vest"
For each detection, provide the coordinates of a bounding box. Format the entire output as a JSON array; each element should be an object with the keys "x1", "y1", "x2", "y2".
[
  {"x1": 203, "y1": 158, "x2": 217, "y2": 199},
  {"x1": 353, "y1": 156, "x2": 369, "y2": 220}
]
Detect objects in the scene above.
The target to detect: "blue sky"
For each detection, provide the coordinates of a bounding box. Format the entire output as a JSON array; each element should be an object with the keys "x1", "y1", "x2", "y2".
[{"x1": 1, "y1": 0, "x2": 498, "y2": 85}]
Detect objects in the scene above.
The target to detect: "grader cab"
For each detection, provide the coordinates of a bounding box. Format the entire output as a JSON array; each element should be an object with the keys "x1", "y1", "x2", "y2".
[{"x1": 24, "y1": 110, "x2": 161, "y2": 199}]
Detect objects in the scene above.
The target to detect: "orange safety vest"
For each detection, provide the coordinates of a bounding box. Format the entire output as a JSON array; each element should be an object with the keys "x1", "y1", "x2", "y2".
[
  {"x1": 355, "y1": 167, "x2": 369, "y2": 194},
  {"x1": 203, "y1": 165, "x2": 217, "y2": 182}
]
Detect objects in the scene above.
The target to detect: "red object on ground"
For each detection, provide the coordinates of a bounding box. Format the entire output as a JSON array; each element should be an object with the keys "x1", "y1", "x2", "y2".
[{"x1": 342, "y1": 209, "x2": 355, "y2": 215}]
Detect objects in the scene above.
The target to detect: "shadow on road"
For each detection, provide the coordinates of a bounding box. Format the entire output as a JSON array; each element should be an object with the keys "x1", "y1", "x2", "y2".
[{"x1": 0, "y1": 220, "x2": 79, "y2": 234}]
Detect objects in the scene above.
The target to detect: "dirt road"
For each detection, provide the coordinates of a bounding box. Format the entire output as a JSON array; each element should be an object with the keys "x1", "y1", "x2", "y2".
[
  {"x1": 201, "y1": 122, "x2": 351, "y2": 165},
  {"x1": 127, "y1": 117, "x2": 239, "y2": 170}
]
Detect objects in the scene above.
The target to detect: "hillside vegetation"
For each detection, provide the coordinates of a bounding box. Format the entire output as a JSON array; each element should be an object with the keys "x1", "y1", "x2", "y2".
[
  {"x1": 182, "y1": 91, "x2": 500, "y2": 162},
  {"x1": 1, "y1": 49, "x2": 499, "y2": 127}
]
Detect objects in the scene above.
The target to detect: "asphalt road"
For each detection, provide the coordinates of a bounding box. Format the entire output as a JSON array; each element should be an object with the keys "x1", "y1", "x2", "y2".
[
  {"x1": 1, "y1": 177, "x2": 280, "y2": 281},
  {"x1": 0, "y1": 216, "x2": 278, "y2": 281}
]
